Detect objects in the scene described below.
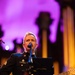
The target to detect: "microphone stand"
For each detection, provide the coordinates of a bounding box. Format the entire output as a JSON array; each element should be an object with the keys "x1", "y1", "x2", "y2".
[
  {"x1": 28, "y1": 47, "x2": 33, "y2": 63},
  {"x1": 25, "y1": 47, "x2": 33, "y2": 75}
]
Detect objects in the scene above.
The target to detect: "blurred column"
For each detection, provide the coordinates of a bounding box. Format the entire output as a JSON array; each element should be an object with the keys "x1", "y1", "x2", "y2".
[
  {"x1": 35, "y1": 12, "x2": 53, "y2": 58},
  {"x1": 53, "y1": 61, "x2": 59, "y2": 75},
  {"x1": 1, "y1": 57, "x2": 7, "y2": 66},
  {"x1": 63, "y1": 8, "x2": 69, "y2": 70},
  {"x1": 62, "y1": 0, "x2": 75, "y2": 71},
  {"x1": 67, "y1": 6, "x2": 75, "y2": 68}
]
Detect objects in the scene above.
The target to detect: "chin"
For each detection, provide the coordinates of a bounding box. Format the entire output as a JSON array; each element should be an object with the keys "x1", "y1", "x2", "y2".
[{"x1": 26, "y1": 49, "x2": 30, "y2": 52}]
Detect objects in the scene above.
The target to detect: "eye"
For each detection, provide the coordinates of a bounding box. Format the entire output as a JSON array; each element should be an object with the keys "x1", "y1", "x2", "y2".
[
  {"x1": 31, "y1": 39, "x2": 35, "y2": 42},
  {"x1": 26, "y1": 39, "x2": 30, "y2": 42}
]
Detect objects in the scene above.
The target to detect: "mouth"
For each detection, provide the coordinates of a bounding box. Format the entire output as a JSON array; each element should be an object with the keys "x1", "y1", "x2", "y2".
[{"x1": 27, "y1": 43, "x2": 33, "y2": 48}]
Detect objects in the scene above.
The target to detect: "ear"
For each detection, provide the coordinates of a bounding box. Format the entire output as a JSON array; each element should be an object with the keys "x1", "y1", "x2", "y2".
[
  {"x1": 36, "y1": 43, "x2": 38, "y2": 48},
  {"x1": 23, "y1": 44, "x2": 25, "y2": 49}
]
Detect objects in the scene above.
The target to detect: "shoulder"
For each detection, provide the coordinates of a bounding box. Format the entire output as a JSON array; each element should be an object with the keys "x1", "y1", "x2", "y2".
[{"x1": 11, "y1": 53, "x2": 23, "y2": 57}]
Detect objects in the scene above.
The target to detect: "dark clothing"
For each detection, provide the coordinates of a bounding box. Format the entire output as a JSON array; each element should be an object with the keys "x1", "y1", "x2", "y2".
[{"x1": 0, "y1": 52, "x2": 36, "y2": 75}]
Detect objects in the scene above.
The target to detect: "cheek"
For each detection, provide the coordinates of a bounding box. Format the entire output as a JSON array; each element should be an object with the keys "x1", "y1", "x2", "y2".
[
  {"x1": 35, "y1": 44, "x2": 38, "y2": 48},
  {"x1": 23, "y1": 44, "x2": 27, "y2": 48},
  {"x1": 33, "y1": 44, "x2": 37, "y2": 48}
]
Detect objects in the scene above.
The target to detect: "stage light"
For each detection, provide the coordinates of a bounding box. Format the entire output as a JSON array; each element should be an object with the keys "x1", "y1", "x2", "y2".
[{"x1": 5, "y1": 45, "x2": 9, "y2": 51}]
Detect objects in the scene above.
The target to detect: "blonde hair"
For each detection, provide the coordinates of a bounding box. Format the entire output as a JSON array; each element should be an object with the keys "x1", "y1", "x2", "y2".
[{"x1": 23, "y1": 32, "x2": 38, "y2": 44}]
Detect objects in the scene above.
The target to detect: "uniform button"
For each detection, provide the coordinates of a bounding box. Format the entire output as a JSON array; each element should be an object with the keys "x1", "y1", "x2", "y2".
[
  {"x1": 21, "y1": 64, "x2": 23, "y2": 66},
  {"x1": 22, "y1": 59, "x2": 25, "y2": 62},
  {"x1": 24, "y1": 55, "x2": 26, "y2": 57}
]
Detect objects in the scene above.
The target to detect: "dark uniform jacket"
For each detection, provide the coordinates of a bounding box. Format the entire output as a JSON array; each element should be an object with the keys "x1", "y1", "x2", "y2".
[{"x1": 0, "y1": 52, "x2": 36, "y2": 75}]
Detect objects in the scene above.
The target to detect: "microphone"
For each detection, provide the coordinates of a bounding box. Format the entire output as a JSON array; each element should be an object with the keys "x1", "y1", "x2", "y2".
[{"x1": 27, "y1": 42, "x2": 32, "y2": 48}]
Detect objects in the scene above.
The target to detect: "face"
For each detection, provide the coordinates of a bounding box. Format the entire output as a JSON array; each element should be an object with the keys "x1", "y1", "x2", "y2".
[{"x1": 23, "y1": 34, "x2": 38, "y2": 52}]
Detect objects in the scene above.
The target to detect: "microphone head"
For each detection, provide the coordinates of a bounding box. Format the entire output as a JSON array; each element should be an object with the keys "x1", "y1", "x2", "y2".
[{"x1": 28, "y1": 43, "x2": 32, "y2": 48}]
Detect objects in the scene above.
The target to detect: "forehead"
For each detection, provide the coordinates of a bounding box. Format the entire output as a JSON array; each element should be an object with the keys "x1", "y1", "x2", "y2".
[
  {"x1": 23, "y1": 34, "x2": 38, "y2": 44},
  {"x1": 25, "y1": 34, "x2": 36, "y2": 40}
]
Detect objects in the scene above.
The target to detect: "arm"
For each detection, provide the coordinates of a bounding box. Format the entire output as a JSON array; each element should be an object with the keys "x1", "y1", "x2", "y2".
[{"x1": 0, "y1": 54, "x2": 16, "y2": 75}]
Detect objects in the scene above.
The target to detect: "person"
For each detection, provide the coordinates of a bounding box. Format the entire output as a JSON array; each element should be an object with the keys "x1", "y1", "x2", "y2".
[{"x1": 0, "y1": 32, "x2": 38, "y2": 75}]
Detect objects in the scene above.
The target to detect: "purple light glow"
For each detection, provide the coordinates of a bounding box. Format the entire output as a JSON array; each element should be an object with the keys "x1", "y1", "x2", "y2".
[{"x1": 0, "y1": 0, "x2": 60, "y2": 50}]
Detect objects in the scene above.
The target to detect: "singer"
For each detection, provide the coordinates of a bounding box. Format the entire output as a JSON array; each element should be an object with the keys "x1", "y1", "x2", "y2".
[{"x1": 0, "y1": 32, "x2": 38, "y2": 75}]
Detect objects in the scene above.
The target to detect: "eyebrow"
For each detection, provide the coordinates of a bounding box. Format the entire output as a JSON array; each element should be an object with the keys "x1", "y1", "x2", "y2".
[{"x1": 25, "y1": 38, "x2": 36, "y2": 41}]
